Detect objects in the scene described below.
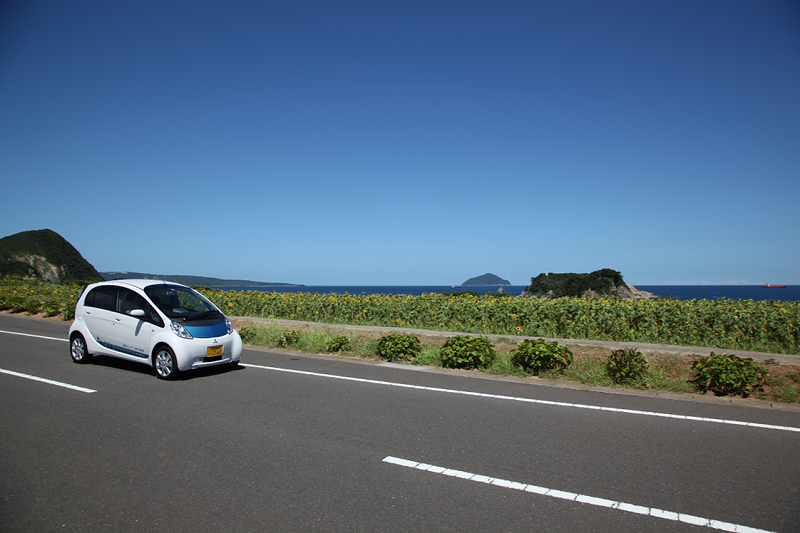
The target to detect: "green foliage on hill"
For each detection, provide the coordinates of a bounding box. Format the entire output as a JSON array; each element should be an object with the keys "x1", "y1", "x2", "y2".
[
  {"x1": 524, "y1": 268, "x2": 627, "y2": 298},
  {"x1": 100, "y1": 271, "x2": 302, "y2": 287},
  {"x1": 461, "y1": 273, "x2": 511, "y2": 286},
  {"x1": 0, "y1": 229, "x2": 101, "y2": 282}
]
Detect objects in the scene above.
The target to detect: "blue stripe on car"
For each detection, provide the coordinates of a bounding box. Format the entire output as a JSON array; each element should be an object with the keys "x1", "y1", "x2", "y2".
[
  {"x1": 184, "y1": 322, "x2": 228, "y2": 338},
  {"x1": 96, "y1": 337, "x2": 149, "y2": 359}
]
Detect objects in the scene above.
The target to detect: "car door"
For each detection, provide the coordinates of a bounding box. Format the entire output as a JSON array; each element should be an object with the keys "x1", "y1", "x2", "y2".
[
  {"x1": 111, "y1": 288, "x2": 153, "y2": 361},
  {"x1": 82, "y1": 286, "x2": 118, "y2": 353}
]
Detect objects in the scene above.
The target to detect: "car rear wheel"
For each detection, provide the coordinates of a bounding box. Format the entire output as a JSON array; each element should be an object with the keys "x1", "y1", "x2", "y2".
[
  {"x1": 70, "y1": 333, "x2": 92, "y2": 364},
  {"x1": 154, "y1": 347, "x2": 179, "y2": 380}
]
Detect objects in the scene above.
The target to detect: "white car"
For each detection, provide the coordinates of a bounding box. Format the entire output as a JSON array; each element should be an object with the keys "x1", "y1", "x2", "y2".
[{"x1": 69, "y1": 279, "x2": 242, "y2": 379}]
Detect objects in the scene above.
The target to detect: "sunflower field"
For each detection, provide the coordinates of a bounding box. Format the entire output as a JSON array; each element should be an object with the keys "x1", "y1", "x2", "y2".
[
  {"x1": 2, "y1": 279, "x2": 798, "y2": 355},
  {"x1": 198, "y1": 288, "x2": 800, "y2": 355},
  {"x1": 0, "y1": 278, "x2": 83, "y2": 319}
]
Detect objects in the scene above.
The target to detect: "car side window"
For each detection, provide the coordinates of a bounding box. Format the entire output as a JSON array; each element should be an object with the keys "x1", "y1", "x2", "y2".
[
  {"x1": 86, "y1": 287, "x2": 117, "y2": 311},
  {"x1": 117, "y1": 288, "x2": 164, "y2": 328},
  {"x1": 117, "y1": 289, "x2": 142, "y2": 315}
]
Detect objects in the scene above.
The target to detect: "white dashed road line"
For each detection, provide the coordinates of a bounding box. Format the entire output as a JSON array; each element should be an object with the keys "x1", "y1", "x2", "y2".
[
  {"x1": 382, "y1": 456, "x2": 775, "y2": 533},
  {"x1": 0, "y1": 329, "x2": 68, "y2": 342},
  {"x1": 0, "y1": 368, "x2": 97, "y2": 393},
  {"x1": 0, "y1": 330, "x2": 94, "y2": 391},
  {"x1": 242, "y1": 363, "x2": 800, "y2": 433}
]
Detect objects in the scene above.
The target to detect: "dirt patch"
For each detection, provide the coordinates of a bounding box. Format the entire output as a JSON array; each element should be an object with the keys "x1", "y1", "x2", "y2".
[{"x1": 0, "y1": 309, "x2": 69, "y2": 321}]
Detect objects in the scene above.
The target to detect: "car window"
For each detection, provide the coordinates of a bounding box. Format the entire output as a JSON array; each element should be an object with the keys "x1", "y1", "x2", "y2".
[
  {"x1": 86, "y1": 287, "x2": 117, "y2": 311},
  {"x1": 144, "y1": 285, "x2": 218, "y2": 319},
  {"x1": 117, "y1": 288, "x2": 164, "y2": 327},
  {"x1": 117, "y1": 289, "x2": 144, "y2": 314}
]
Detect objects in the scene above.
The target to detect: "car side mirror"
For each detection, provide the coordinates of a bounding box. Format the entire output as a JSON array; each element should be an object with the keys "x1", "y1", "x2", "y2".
[{"x1": 130, "y1": 309, "x2": 146, "y2": 318}]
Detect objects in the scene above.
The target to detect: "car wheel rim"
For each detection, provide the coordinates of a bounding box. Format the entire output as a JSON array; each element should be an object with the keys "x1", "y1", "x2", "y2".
[
  {"x1": 155, "y1": 351, "x2": 173, "y2": 377},
  {"x1": 71, "y1": 339, "x2": 84, "y2": 361}
]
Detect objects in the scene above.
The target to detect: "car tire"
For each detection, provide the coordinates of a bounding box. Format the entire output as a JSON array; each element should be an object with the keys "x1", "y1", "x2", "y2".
[
  {"x1": 70, "y1": 333, "x2": 92, "y2": 364},
  {"x1": 154, "y1": 346, "x2": 180, "y2": 380},
  {"x1": 228, "y1": 360, "x2": 239, "y2": 370}
]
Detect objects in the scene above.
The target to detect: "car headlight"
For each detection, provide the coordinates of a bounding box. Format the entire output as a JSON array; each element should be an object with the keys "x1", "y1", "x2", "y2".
[
  {"x1": 170, "y1": 321, "x2": 193, "y2": 339},
  {"x1": 226, "y1": 318, "x2": 233, "y2": 335}
]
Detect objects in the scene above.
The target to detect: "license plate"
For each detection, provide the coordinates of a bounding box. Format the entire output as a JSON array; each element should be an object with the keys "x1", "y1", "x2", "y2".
[{"x1": 206, "y1": 345, "x2": 223, "y2": 360}]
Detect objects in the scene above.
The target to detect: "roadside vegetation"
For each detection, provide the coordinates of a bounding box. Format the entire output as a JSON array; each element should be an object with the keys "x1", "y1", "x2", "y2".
[
  {"x1": 0, "y1": 278, "x2": 83, "y2": 320},
  {"x1": 4, "y1": 279, "x2": 798, "y2": 356},
  {"x1": 234, "y1": 320, "x2": 800, "y2": 404},
  {"x1": 2, "y1": 278, "x2": 798, "y2": 403},
  {"x1": 203, "y1": 288, "x2": 800, "y2": 356}
]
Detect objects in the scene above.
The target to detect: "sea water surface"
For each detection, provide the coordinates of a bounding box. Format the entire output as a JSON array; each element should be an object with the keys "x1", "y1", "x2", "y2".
[{"x1": 214, "y1": 285, "x2": 800, "y2": 302}]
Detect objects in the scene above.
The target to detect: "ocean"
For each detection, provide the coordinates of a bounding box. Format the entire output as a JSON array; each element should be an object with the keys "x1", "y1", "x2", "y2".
[{"x1": 213, "y1": 285, "x2": 800, "y2": 302}]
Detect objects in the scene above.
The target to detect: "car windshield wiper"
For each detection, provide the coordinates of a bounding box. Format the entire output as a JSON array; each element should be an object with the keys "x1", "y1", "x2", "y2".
[{"x1": 183, "y1": 310, "x2": 221, "y2": 321}]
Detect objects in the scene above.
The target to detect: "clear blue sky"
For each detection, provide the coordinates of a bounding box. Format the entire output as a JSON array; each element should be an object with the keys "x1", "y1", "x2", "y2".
[{"x1": 2, "y1": 1, "x2": 798, "y2": 285}]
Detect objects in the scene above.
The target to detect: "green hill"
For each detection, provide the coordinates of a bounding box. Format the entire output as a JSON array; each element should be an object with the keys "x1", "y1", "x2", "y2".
[
  {"x1": 0, "y1": 229, "x2": 102, "y2": 282},
  {"x1": 522, "y1": 268, "x2": 643, "y2": 299},
  {"x1": 100, "y1": 271, "x2": 302, "y2": 287},
  {"x1": 461, "y1": 273, "x2": 511, "y2": 286}
]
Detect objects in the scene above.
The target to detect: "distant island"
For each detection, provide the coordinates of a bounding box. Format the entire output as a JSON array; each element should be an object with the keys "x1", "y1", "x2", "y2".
[
  {"x1": 522, "y1": 269, "x2": 655, "y2": 300},
  {"x1": 100, "y1": 271, "x2": 303, "y2": 287},
  {"x1": 460, "y1": 273, "x2": 511, "y2": 286}
]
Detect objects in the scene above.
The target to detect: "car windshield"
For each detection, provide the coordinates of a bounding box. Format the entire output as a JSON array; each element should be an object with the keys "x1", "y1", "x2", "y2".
[{"x1": 144, "y1": 284, "x2": 221, "y2": 320}]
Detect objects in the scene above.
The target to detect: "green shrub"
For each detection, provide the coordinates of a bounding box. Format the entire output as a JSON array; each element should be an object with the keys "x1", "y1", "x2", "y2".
[
  {"x1": 327, "y1": 335, "x2": 352, "y2": 353},
  {"x1": 440, "y1": 335, "x2": 496, "y2": 369},
  {"x1": 41, "y1": 298, "x2": 61, "y2": 316},
  {"x1": 376, "y1": 334, "x2": 421, "y2": 361},
  {"x1": 278, "y1": 329, "x2": 301, "y2": 348},
  {"x1": 511, "y1": 339, "x2": 573, "y2": 375},
  {"x1": 238, "y1": 327, "x2": 257, "y2": 344},
  {"x1": 606, "y1": 348, "x2": 649, "y2": 383},
  {"x1": 692, "y1": 352, "x2": 768, "y2": 397},
  {"x1": 62, "y1": 303, "x2": 76, "y2": 321},
  {"x1": 22, "y1": 297, "x2": 40, "y2": 313}
]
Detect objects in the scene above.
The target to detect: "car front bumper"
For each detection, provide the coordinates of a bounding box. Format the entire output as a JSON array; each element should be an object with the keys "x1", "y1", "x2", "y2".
[{"x1": 174, "y1": 331, "x2": 243, "y2": 371}]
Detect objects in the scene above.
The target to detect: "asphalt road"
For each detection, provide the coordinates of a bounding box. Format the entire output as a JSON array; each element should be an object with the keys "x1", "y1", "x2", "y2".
[{"x1": 1, "y1": 313, "x2": 798, "y2": 532}]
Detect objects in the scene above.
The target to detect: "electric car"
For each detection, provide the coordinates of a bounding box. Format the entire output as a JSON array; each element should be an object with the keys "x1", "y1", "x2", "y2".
[{"x1": 69, "y1": 279, "x2": 242, "y2": 379}]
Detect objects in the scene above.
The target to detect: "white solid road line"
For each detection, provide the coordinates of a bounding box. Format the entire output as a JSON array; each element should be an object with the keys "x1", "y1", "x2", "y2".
[
  {"x1": 242, "y1": 363, "x2": 800, "y2": 433},
  {"x1": 0, "y1": 329, "x2": 68, "y2": 342},
  {"x1": 0, "y1": 368, "x2": 96, "y2": 393},
  {"x1": 382, "y1": 456, "x2": 775, "y2": 533}
]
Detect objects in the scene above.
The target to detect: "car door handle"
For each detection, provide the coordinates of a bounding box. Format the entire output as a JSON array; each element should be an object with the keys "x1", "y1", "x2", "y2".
[{"x1": 115, "y1": 317, "x2": 122, "y2": 322}]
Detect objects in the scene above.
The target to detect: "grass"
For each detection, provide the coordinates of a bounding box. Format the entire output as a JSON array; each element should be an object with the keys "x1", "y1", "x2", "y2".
[
  {"x1": 536, "y1": 351, "x2": 698, "y2": 394},
  {"x1": 232, "y1": 320, "x2": 800, "y2": 404}
]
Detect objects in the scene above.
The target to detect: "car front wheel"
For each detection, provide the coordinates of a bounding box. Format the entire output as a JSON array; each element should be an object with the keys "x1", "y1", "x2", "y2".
[
  {"x1": 70, "y1": 333, "x2": 92, "y2": 364},
  {"x1": 154, "y1": 347, "x2": 180, "y2": 380}
]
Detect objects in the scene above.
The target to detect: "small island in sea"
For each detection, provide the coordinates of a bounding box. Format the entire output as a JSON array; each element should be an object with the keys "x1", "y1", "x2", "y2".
[
  {"x1": 521, "y1": 268, "x2": 655, "y2": 300},
  {"x1": 460, "y1": 273, "x2": 511, "y2": 286}
]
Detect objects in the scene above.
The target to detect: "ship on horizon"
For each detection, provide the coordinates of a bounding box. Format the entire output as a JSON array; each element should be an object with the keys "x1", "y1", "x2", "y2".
[{"x1": 764, "y1": 283, "x2": 788, "y2": 288}]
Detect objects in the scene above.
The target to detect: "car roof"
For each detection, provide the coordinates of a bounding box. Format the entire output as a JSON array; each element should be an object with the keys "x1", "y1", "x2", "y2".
[{"x1": 96, "y1": 279, "x2": 189, "y2": 290}]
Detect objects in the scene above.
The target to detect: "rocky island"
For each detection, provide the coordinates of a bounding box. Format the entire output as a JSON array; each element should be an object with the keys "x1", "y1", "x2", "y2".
[{"x1": 521, "y1": 269, "x2": 656, "y2": 300}]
